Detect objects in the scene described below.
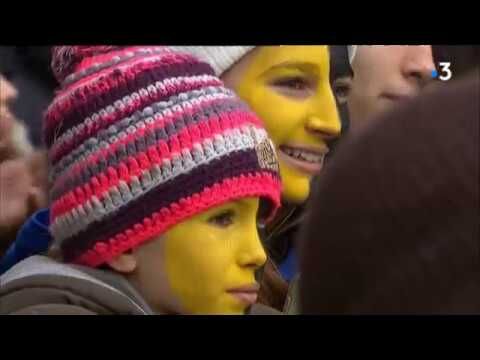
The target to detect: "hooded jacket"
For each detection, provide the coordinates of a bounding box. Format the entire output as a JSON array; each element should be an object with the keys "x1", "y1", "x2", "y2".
[
  {"x1": 0, "y1": 255, "x2": 281, "y2": 315},
  {"x1": 0, "y1": 255, "x2": 152, "y2": 315}
]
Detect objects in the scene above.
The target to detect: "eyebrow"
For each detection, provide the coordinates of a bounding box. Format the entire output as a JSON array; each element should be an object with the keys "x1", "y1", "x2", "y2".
[{"x1": 266, "y1": 61, "x2": 321, "y2": 74}]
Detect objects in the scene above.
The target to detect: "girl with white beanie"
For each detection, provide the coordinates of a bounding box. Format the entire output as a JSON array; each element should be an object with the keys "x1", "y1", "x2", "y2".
[{"x1": 172, "y1": 45, "x2": 356, "y2": 312}]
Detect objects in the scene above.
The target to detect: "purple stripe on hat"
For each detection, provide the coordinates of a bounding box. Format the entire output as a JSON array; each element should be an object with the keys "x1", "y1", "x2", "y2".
[
  {"x1": 45, "y1": 60, "x2": 214, "y2": 147},
  {"x1": 60, "y1": 148, "x2": 275, "y2": 262},
  {"x1": 62, "y1": 47, "x2": 169, "y2": 87}
]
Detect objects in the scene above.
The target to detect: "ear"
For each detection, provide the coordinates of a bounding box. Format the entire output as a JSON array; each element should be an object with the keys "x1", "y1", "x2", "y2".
[{"x1": 107, "y1": 253, "x2": 137, "y2": 274}]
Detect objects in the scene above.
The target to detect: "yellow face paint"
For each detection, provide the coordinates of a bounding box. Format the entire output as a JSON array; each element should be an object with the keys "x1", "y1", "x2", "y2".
[
  {"x1": 227, "y1": 46, "x2": 341, "y2": 204},
  {"x1": 163, "y1": 198, "x2": 267, "y2": 314}
]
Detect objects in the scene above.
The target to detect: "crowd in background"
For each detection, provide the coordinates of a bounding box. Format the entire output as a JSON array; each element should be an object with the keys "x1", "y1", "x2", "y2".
[{"x1": 0, "y1": 45, "x2": 478, "y2": 314}]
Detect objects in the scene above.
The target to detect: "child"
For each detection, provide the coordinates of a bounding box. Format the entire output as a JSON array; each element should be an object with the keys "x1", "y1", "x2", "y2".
[{"x1": 0, "y1": 46, "x2": 281, "y2": 315}]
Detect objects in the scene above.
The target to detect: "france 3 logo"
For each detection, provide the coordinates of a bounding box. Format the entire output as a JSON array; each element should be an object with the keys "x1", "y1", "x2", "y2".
[{"x1": 432, "y1": 62, "x2": 452, "y2": 81}]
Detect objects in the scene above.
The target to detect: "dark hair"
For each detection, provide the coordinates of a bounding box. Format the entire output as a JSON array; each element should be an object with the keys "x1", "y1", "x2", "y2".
[{"x1": 299, "y1": 74, "x2": 479, "y2": 314}]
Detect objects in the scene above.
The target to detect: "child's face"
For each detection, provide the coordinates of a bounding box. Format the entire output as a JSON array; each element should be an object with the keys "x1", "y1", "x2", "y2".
[
  {"x1": 222, "y1": 46, "x2": 341, "y2": 204},
  {"x1": 114, "y1": 198, "x2": 266, "y2": 314}
]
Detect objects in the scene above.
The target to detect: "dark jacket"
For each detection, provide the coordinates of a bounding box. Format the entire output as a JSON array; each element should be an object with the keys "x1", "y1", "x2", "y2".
[{"x1": 0, "y1": 255, "x2": 281, "y2": 315}]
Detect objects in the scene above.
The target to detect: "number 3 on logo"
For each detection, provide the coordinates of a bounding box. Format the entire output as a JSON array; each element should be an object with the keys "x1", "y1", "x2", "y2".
[{"x1": 438, "y1": 62, "x2": 452, "y2": 81}]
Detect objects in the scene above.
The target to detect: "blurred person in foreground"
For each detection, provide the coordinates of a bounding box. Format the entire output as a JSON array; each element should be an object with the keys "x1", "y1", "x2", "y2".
[
  {"x1": 0, "y1": 74, "x2": 48, "y2": 257},
  {"x1": 299, "y1": 71, "x2": 479, "y2": 314}
]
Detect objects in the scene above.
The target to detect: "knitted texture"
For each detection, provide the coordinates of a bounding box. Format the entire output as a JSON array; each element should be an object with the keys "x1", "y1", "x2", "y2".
[
  {"x1": 169, "y1": 47, "x2": 255, "y2": 76},
  {"x1": 172, "y1": 46, "x2": 358, "y2": 74},
  {"x1": 44, "y1": 46, "x2": 281, "y2": 267}
]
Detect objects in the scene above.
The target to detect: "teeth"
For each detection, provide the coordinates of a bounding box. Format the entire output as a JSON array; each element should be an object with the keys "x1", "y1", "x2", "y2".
[{"x1": 282, "y1": 146, "x2": 324, "y2": 164}]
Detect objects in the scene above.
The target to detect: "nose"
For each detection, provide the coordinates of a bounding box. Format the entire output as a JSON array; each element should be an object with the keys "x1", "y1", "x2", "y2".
[
  {"x1": 401, "y1": 45, "x2": 435, "y2": 88},
  {"x1": 0, "y1": 75, "x2": 18, "y2": 103},
  {"x1": 237, "y1": 231, "x2": 267, "y2": 270},
  {"x1": 305, "y1": 115, "x2": 341, "y2": 141}
]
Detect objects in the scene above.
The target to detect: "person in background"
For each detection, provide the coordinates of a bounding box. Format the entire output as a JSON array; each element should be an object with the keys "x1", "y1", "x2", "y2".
[
  {"x1": 299, "y1": 73, "x2": 479, "y2": 314},
  {"x1": 0, "y1": 46, "x2": 56, "y2": 147},
  {"x1": 0, "y1": 73, "x2": 48, "y2": 257},
  {"x1": 0, "y1": 46, "x2": 282, "y2": 315},
  {"x1": 347, "y1": 45, "x2": 435, "y2": 130}
]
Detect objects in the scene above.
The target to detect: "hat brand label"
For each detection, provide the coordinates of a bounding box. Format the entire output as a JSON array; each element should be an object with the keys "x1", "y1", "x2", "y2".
[{"x1": 256, "y1": 139, "x2": 279, "y2": 173}]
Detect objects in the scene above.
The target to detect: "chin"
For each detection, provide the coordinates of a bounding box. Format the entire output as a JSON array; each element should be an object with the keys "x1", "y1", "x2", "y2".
[
  {"x1": 282, "y1": 185, "x2": 310, "y2": 204},
  {"x1": 194, "y1": 299, "x2": 247, "y2": 315},
  {"x1": 281, "y1": 173, "x2": 311, "y2": 205},
  {"x1": 278, "y1": 161, "x2": 314, "y2": 204}
]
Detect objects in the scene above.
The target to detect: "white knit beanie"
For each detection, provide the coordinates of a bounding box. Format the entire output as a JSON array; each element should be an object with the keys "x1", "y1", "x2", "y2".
[
  {"x1": 172, "y1": 46, "x2": 357, "y2": 75},
  {"x1": 170, "y1": 46, "x2": 255, "y2": 76}
]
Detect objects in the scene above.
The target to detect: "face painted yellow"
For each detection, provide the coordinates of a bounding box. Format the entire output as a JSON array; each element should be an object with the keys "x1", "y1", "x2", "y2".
[
  {"x1": 163, "y1": 198, "x2": 267, "y2": 314},
  {"x1": 223, "y1": 46, "x2": 341, "y2": 204}
]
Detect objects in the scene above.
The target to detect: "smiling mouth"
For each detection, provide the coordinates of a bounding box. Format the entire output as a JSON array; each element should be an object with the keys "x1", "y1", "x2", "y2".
[
  {"x1": 278, "y1": 145, "x2": 328, "y2": 175},
  {"x1": 227, "y1": 283, "x2": 260, "y2": 306}
]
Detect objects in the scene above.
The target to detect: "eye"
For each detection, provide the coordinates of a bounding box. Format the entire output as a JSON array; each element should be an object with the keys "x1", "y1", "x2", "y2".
[
  {"x1": 332, "y1": 77, "x2": 352, "y2": 104},
  {"x1": 274, "y1": 77, "x2": 310, "y2": 90},
  {"x1": 207, "y1": 209, "x2": 235, "y2": 228},
  {"x1": 269, "y1": 76, "x2": 315, "y2": 99}
]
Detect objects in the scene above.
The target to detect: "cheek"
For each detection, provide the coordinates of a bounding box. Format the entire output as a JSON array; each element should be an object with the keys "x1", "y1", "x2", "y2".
[
  {"x1": 239, "y1": 85, "x2": 306, "y2": 147},
  {"x1": 355, "y1": 52, "x2": 399, "y2": 91},
  {"x1": 163, "y1": 230, "x2": 234, "y2": 312}
]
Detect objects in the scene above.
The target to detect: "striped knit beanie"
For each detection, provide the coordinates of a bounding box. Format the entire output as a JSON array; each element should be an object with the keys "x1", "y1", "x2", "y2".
[{"x1": 44, "y1": 46, "x2": 282, "y2": 267}]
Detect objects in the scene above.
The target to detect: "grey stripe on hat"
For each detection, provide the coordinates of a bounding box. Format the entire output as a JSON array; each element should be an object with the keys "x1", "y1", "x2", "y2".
[
  {"x1": 51, "y1": 99, "x2": 251, "y2": 200},
  {"x1": 51, "y1": 74, "x2": 223, "y2": 160},
  {"x1": 51, "y1": 84, "x2": 235, "y2": 183}
]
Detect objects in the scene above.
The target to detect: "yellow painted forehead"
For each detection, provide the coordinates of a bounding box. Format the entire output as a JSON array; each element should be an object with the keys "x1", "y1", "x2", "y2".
[
  {"x1": 192, "y1": 198, "x2": 259, "y2": 220},
  {"x1": 246, "y1": 46, "x2": 330, "y2": 75}
]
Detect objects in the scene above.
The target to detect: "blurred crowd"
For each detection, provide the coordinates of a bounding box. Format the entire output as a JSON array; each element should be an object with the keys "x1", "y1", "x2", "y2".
[{"x1": 0, "y1": 45, "x2": 478, "y2": 315}]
